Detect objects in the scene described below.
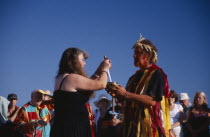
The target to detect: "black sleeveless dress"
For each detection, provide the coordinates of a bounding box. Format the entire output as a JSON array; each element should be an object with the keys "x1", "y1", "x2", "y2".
[{"x1": 50, "y1": 76, "x2": 92, "y2": 137}]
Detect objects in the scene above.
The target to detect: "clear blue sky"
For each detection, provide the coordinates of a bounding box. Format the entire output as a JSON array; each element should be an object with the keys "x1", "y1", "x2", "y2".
[{"x1": 1, "y1": 0, "x2": 210, "y2": 110}]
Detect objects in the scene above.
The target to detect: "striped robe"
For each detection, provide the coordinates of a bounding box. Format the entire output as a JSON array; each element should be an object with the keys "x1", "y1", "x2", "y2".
[{"x1": 16, "y1": 101, "x2": 54, "y2": 137}]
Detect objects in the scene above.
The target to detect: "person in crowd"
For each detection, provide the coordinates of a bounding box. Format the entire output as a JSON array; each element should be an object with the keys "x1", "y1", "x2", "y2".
[
  {"x1": 43, "y1": 90, "x2": 55, "y2": 126},
  {"x1": 101, "y1": 99, "x2": 123, "y2": 137},
  {"x1": 0, "y1": 96, "x2": 10, "y2": 126},
  {"x1": 94, "y1": 94, "x2": 111, "y2": 137},
  {"x1": 179, "y1": 93, "x2": 192, "y2": 137},
  {"x1": 16, "y1": 89, "x2": 54, "y2": 137},
  {"x1": 169, "y1": 90, "x2": 184, "y2": 137},
  {"x1": 50, "y1": 47, "x2": 112, "y2": 137},
  {"x1": 43, "y1": 90, "x2": 53, "y2": 101},
  {"x1": 0, "y1": 96, "x2": 21, "y2": 137},
  {"x1": 106, "y1": 35, "x2": 171, "y2": 137},
  {"x1": 7, "y1": 93, "x2": 21, "y2": 122},
  {"x1": 186, "y1": 91, "x2": 210, "y2": 137},
  {"x1": 179, "y1": 93, "x2": 192, "y2": 121},
  {"x1": 85, "y1": 102, "x2": 96, "y2": 137}
]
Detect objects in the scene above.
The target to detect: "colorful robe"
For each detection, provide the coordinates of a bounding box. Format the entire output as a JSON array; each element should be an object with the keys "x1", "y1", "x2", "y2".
[
  {"x1": 16, "y1": 101, "x2": 54, "y2": 137},
  {"x1": 85, "y1": 103, "x2": 96, "y2": 137},
  {"x1": 122, "y1": 65, "x2": 171, "y2": 137}
]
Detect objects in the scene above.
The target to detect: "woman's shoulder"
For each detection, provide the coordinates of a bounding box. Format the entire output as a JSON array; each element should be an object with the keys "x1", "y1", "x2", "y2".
[{"x1": 54, "y1": 73, "x2": 79, "y2": 91}]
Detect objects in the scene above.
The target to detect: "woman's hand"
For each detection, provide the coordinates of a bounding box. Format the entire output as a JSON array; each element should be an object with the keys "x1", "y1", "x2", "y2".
[{"x1": 95, "y1": 58, "x2": 112, "y2": 75}]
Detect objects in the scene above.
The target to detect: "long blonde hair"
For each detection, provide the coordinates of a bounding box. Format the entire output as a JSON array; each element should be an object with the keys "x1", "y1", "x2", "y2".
[{"x1": 193, "y1": 91, "x2": 208, "y2": 110}]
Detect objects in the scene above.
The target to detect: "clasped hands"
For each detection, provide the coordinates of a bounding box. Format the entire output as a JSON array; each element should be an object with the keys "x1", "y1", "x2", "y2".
[
  {"x1": 110, "y1": 119, "x2": 121, "y2": 126},
  {"x1": 27, "y1": 119, "x2": 47, "y2": 132},
  {"x1": 105, "y1": 82, "x2": 127, "y2": 100}
]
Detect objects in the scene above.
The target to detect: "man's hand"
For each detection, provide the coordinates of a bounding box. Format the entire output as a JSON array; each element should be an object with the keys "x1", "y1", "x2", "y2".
[
  {"x1": 106, "y1": 82, "x2": 127, "y2": 100},
  {"x1": 111, "y1": 119, "x2": 121, "y2": 126}
]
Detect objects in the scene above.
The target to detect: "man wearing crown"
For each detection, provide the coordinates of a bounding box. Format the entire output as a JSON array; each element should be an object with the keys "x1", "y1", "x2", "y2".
[{"x1": 106, "y1": 35, "x2": 171, "y2": 137}]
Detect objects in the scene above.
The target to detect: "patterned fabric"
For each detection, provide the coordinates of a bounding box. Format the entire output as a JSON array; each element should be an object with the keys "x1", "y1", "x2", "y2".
[
  {"x1": 85, "y1": 103, "x2": 96, "y2": 137},
  {"x1": 123, "y1": 65, "x2": 171, "y2": 137},
  {"x1": 16, "y1": 101, "x2": 54, "y2": 137}
]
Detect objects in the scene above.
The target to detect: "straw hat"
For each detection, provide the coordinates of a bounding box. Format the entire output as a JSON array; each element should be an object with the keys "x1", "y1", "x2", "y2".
[
  {"x1": 44, "y1": 90, "x2": 53, "y2": 97},
  {"x1": 34, "y1": 89, "x2": 53, "y2": 96},
  {"x1": 94, "y1": 94, "x2": 112, "y2": 108},
  {"x1": 179, "y1": 93, "x2": 190, "y2": 100}
]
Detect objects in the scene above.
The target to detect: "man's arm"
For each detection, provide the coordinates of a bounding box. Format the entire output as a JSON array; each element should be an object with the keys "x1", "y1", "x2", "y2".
[
  {"x1": 124, "y1": 91, "x2": 156, "y2": 106},
  {"x1": 106, "y1": 84, "x2": 156, "y2": 106}
]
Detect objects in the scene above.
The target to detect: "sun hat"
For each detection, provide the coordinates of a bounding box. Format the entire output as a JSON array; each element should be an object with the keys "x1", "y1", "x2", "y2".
[
  {"x1": 7, "y1": 93, "x2": 18, "y2": 101},
  {"x1": 44, "y1": 90, "x2": 53, "y2": 97},
  {"x1": 34, "y1": 89, "x2": 52, "y2": 96},
  {"x1": 94, "y1": 94, "x2": 112, "y2": 108},
  {"x1": 179, "y1": 93, "x2": 190, "y2": 100}
]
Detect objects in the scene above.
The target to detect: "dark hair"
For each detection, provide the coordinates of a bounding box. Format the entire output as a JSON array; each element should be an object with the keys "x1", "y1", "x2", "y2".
[
  {"x1": 170, "y1": 90, "x2": 178, "y2": 102},
  {"x1": 56, "y1": 48, "x2": 94, "y2": 97},
  {"x1": 7, "y1": 93, "x2": 18, "y2": 101},
  {"x1": 56, "y1": 47, "x2": 88, "y2": 78}
]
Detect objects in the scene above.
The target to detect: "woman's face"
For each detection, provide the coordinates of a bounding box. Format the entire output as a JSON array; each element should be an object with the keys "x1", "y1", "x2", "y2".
[
  {"x1": 196, "y1": 94, "x2": 205, "y2": 106},
  {"x1": 169, "y1": 97, "x2": 175, "y2": 105},
  {"x1": 78, "y1": 53, "x2": 86, "y2": 68},
  {"x1": 133, "y1": 47, "x2": 150, "y2": 68}
]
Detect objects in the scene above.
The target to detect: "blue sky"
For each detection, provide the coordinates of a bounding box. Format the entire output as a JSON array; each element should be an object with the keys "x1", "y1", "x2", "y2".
[{"x1": 1, "y1": 0, "x2": 210, "y2": 110}]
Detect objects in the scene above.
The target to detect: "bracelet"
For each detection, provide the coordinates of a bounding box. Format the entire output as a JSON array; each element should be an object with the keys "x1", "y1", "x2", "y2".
[{"x1": 101, "y1": 71, "x2": 107, "y2": 74}]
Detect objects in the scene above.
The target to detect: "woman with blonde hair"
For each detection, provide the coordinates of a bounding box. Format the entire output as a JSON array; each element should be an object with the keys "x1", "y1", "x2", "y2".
[{"x1": 186, "y1": 91, "x2": 210, "y2": 137}]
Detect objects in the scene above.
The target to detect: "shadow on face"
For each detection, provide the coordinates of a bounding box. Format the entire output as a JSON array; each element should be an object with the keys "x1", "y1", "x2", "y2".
[{"x1": 31, "y1": 92, "x2": 43, "y2": 106}]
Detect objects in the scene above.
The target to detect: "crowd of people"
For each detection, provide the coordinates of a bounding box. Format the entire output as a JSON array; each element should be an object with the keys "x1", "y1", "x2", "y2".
[{"x1": 0, "y1": 36, "x2": 209, "y2": 137}]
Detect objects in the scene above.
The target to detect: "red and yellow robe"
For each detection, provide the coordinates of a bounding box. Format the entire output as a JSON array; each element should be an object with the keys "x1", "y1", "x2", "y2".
[
  {"x1": 16, "y1": 101, "x2": 54, "y2": 137},
  {"x1": 122, "y1": 65, "x2": 171, "y2": 137}
]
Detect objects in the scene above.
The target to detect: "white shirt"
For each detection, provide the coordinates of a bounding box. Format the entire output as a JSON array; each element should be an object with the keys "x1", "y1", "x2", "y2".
[{"x1": 170, "y1": 104, "x2": 183, "y2": 137}]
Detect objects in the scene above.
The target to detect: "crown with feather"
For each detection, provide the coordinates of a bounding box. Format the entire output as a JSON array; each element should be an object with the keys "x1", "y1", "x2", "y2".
[{"x1": 132, "y1": 34, "x2": 158, "y2": 63}]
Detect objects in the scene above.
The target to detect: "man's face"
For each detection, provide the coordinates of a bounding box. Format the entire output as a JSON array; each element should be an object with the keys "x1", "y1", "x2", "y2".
[
  {"x1": 9, "y1": 99, "x2": 17, "y2": 106},
  {"x1": 179, "y1": 99, "x2": 190, "y2": 108},
  {"x1": 32, "y1": 92, "x2": 43, "y2": 106},
  {"x1": 133, "y1": 47, "x2": 149, "y2": 68},
  {"x1": 43, "y1": 95, "x2": 51, "y2": 101}
]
